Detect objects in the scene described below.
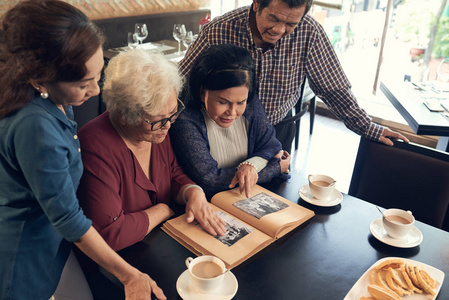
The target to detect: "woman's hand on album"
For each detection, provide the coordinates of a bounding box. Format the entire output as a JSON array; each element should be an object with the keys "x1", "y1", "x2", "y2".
[
  {"x1": 229, "y1": 163, "x2": 258, "y2": 199},
  {"x1": 184, "y1": 187, "x2": 227, "y2": 236}
]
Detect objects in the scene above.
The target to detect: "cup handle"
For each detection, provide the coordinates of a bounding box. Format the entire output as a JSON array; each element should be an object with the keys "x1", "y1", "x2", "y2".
[{"x1": 185, "y1": 257, "x2": 193, "y2": 268}]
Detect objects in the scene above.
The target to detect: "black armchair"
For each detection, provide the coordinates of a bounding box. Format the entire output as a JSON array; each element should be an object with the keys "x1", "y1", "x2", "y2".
[
  {"x1": 349, "y1": 137, "x2": 449, "y2": 231},
  {"x1": 275, "y1": 77, "x2": 316, "y2": 151}
]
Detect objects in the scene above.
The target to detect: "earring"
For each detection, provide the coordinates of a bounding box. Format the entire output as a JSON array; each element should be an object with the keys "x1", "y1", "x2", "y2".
[{"x1": 41, "y1": 92, "x2": 49, "y2": 99}]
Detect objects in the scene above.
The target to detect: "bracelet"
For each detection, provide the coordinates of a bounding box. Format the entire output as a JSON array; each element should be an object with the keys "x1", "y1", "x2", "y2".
[
  {"x1": 182, "y1": 184, "x2": 203, "y2": 203},
  {"x1": 237, "y1": 161, "x2": 256, "y2": 170}
]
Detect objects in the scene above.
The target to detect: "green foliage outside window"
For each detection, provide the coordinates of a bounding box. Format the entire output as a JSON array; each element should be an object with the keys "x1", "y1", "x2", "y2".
[
  {"x1": 433, "y1": 16, "x2": 449, "y2": 58},
  {"x1": 393, "y1": 0, "x2": 441, "y2": 48}
]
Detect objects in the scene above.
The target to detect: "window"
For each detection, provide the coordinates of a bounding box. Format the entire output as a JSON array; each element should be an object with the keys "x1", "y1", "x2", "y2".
[{"x1": 206, "y1": 0, "x2": 448, "y2": 112}]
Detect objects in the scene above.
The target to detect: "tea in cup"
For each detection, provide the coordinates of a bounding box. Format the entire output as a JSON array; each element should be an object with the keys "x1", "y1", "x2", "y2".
[
  {"x1": 382, "y1": 208, "x2": 415, "y2": 239},
  {"x1": 308, "y1": 174, "x2": 336, "y2": 200},
  {"x1": 185, "y1": 255, "x2": 226, "y2": 293}
]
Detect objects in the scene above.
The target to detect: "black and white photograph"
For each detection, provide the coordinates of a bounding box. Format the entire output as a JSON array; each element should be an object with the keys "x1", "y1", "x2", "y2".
[
  {"x1": 209, "y1": 211, "x2": 253, "y2": 247},
  {"x1": 233, "y1": 192, "x2": 289, "y2": 219}
]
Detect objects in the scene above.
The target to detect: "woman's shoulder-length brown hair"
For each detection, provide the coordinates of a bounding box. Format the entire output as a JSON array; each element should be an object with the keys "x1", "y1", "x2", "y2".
[{"x1": 0, "y1": 0, "x2": 105, "y2": 118}]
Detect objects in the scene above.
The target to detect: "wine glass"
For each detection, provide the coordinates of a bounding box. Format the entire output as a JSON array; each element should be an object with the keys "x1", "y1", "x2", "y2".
[
  {"x1": 182, "y1": 31, "x2": 194, "y2": 53},
  {"x1": 173, "y1": 24, "x2": 186, "y2": 55},
  {"x1": 127, "y1": 32, "x2": 138, "y2": 49},
  {"x1": 134, "y1": 23, "x2": 148, "y2": 46},
  {"x1": 436, "y1": 58, "x2": 449, "y2": 94}
]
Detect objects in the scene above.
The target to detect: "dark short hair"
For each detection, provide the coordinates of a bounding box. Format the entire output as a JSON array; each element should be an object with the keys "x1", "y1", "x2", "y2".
[
  {"x1": 259, "y1": 0, "x2": 314, "y2": 15},
  {"x1": 0, "y1": 0, "x2": 105, "y2": 117},
  {"x1": 185, "y1": 44, "x2": 255, "y2": 109}
]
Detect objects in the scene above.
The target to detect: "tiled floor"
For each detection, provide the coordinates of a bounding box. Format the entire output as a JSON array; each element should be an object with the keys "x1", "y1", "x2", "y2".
[{"x1": 289, "y1": 111, "x2": 361, "y2": 194}]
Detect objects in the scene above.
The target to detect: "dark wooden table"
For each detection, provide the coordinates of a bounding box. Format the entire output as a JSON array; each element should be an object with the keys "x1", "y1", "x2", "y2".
[
  {"x1": 108, "y1": 173, "x2": 449, "y2": 299},
  {"x1": 380, "y1": 81, "x2": 449, "y2": 151}
]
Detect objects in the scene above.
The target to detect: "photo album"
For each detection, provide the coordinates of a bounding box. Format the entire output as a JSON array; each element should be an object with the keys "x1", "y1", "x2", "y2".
[{"x1": 162, "y1": 185, "x2": 315, "y2": 269}]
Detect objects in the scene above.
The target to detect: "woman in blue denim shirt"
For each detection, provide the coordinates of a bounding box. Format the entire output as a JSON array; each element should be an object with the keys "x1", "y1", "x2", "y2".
[{"x1": 0, "y1": 1, "x2": 165, "y2": 299}]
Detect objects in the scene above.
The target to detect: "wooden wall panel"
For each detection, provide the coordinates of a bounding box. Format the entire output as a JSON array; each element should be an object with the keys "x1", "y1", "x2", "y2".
[{"x1": 0, "y1": 0, "x2": 210, "y2": 20}]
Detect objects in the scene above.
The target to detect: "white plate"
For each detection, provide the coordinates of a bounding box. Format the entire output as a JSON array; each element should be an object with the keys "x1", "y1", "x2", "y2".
[
  {"x1": 370, "y1": 218, "x2": 423, "y2": 248},
  {"x1": 344, "y1": 257, "x2": 445, "y2": 300},
  {"x1": 298, "y1": 185, "x2": 343, "y2": 207},
  {"x1": 137, "y1": 42, "x2": 157, "y2": 50},
  {"x1": 176, "y1": 269, "x2": 238, "y2": 300}
]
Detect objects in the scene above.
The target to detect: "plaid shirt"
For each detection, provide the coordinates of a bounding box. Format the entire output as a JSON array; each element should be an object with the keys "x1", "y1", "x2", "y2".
[{"x1": 179, "y1": 6, "x2": 383, "y2": 140}]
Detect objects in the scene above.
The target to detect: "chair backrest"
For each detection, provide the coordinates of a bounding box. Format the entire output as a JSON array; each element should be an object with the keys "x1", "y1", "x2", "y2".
[
  {"x1": 275, "y1": 77, "x2": 308, "y2": 127},
  {"x1": 349, "y1": 137, "x2": 449, "y2": 230},
  {"x1": 302, "y1": 78, "x2": 315, "y2": 103},
  {"x1": 73, "y1": 94, "x2": 106, "y2": 130}
]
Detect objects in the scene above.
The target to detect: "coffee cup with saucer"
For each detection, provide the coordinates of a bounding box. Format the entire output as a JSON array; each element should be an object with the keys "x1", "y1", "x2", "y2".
[
  {"x1": 176, "y1": 255, "x2": 238, "y2": 299},
  {"x1": 298, "y1": 175, "x2": 343, "y2": 207},
  {"x1": 382, "y1": 208, "x2": 415, "y2": 239},
  {"x1": 369, "y1": 208, "x2": 423, "y2": 248},
  {"x1": 185, "y1": 255, "x2": 226, "y2": 293},
  {"x1": 308, "y1": 174, "x2": 336, "y2": 200}
]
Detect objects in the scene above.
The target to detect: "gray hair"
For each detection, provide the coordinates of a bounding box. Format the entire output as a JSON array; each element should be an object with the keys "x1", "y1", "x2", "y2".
[{"x1": 102, "y1": 49, "x2": 182, "y2": 126}]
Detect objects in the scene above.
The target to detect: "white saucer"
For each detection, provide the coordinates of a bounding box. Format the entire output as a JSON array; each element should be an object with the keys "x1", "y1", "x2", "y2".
[
  {"x1": 369, "y1": 218, "x2": 423, "y2": 248},
  {"x1": 298, "y1": 185, "x2": 343, "y2": 207},
  {"x1": 176, "y1": 269, "x2": 238, "y2": 300}
]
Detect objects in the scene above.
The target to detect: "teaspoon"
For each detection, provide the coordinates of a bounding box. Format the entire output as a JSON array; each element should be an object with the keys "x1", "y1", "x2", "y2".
[
  {"x1": 213, "y1": 268, "x2": 230, "y2": 278},
  {"x1": 376, "y1": 206, "x2": 392, "y2": 222}
]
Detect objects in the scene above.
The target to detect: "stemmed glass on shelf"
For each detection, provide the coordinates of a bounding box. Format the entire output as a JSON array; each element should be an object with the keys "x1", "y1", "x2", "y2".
[
  {"x1": 182, "y1": 31, "x2": 194, "y2": 53},
  {"x1": 134, "y1": 23, "x2": 148, "y2": 47},
  {"x1": 173, "y1": 24, "x2": 186, "y2": 55},
  {"x1": 127, "y1": 32, "x2": 139, "y2": 49}
]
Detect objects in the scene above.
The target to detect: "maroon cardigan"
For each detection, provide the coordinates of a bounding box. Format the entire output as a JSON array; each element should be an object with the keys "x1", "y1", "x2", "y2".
[{"x1": 77, "y1": 111, "x2": 194, "y2": 251}]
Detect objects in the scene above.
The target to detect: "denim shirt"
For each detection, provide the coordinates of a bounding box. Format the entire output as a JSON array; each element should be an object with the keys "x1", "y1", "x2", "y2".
[{"x1": 0, "y1": 96, "x2": 92, "y2": 300}]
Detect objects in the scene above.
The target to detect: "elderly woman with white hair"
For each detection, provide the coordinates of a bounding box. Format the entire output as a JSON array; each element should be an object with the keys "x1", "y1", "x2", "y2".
[{"x1": 76, "y1": 49, "x2": 226, "y2": 296}]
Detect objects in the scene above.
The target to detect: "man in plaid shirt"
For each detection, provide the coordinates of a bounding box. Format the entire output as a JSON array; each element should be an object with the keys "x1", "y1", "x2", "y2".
[{"x1": 179, "y1": 0, "x2": 408, "y2": 152}]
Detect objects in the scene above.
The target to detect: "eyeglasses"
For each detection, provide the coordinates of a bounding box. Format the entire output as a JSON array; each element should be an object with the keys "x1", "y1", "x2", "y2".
[{"x1": 141, "y1": 98, "x2": 186, "y2": 131}]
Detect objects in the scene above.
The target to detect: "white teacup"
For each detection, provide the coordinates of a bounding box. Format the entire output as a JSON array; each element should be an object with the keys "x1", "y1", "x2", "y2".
[
  {"x1": 308, "y1": 174, "x2": 336, "y2": 200},
  {"x1": 185, "y1": 255, "x2": 226, "y2": 293},
  {"x1": 382, "y1": 208, "x2": 415, "y2": 239}
]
